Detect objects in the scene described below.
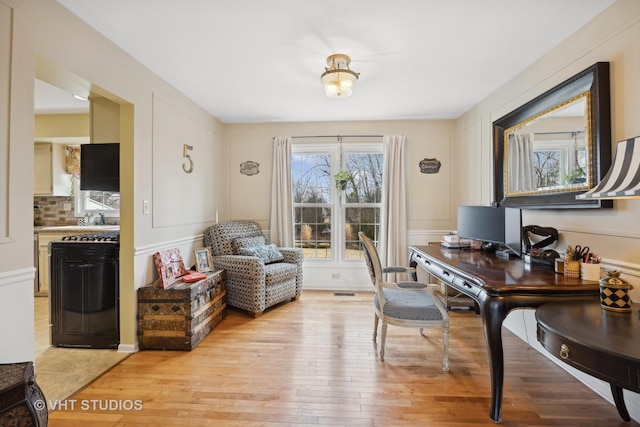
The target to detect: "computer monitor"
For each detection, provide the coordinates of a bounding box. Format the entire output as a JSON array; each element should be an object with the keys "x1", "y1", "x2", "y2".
[
  {"x1": 457, "y1": 205, "x2": 505, "y2": 245},
  {"x1": 457, "y1": 205, "x2": 523, "y2": 258},
  {"x1": 503, "y1": 207, "x2": 522, "y2": 257}
]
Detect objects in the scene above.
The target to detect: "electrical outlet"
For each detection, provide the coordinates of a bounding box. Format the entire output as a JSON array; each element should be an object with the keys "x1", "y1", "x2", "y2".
[
  {"x1": 143, "y1": 200, "x2": 150, "y2": 215},
  {"x1": 63, "y1": 203, "x2": 71, "y2": 211},
  {"x1": 331, "y1": 273, "x2": 340, "y2": 279}
]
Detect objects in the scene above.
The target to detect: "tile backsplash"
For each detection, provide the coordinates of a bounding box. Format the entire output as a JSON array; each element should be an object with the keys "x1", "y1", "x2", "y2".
[{"x1": 34, "y1": 196, "x2": 119, "y2": 226}]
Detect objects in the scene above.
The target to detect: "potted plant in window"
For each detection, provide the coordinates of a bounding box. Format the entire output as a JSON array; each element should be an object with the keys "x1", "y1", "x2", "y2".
[
  {"x1": 334, "y1": 170, "x2": 352, "y2": 190},
  {"x1": 564, "y1": 166, "x2": 586, "y2": 184}
]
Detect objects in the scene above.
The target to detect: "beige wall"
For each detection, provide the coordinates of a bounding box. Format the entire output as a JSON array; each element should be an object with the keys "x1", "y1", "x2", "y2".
[
  {"x1": 456, "y1": 0, "x2": 640, "y2": 267},
  {"x1": 224, "y1": 120, "x2": 457, "y2": 231}
]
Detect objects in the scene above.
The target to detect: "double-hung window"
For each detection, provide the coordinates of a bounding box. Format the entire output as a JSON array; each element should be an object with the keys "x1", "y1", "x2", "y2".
[{"x1": 292, "y1": 140, "x2": 383, "y2": 261}]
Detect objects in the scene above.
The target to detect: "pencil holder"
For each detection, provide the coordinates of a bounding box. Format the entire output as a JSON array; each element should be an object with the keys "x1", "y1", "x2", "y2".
[
  {"x1": 564, "y1": 260, "x2": 581, "y2": 279},
  {"x1": 580, "y1": 262, "x2": 600, "y2": 282}
]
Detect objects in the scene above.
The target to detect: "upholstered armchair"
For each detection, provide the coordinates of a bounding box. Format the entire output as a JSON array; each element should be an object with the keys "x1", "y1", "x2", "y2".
[{"x1": 203, "y1": 221, "x2": 303, "y2": 317}]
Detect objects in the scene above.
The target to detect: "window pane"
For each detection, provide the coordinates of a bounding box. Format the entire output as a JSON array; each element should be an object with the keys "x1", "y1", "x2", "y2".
[
  {"x1": 85, "y1": 191, "x2": 120, "y2": 210},
  {"x1": 344, "y1": 152, "x2": 382, "y2": 259},
  {"x1": 345, "y1": 153, "x2": 383, "y2": 203},
  {"x1": 345, "y1": 207, "x2": 380, "y2": 259},
  {"x1": 292, "y1": 153, "x2": 331, "y2": 203},
  {"x1": 295, "y1": 207, "x2": 332, "y2": 259},
  {"x1": 533, "y1": 150, "x2": 561, "y2": 188}
]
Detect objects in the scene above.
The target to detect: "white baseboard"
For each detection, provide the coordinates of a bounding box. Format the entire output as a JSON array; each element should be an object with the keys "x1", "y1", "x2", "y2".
[{"x1": 118, "y1": 343, "x2": 137, "y2": 353}]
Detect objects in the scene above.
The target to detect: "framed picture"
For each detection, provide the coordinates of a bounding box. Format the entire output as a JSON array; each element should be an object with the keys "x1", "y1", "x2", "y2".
[{"x1": 194, "y1": 248, "x2": 213, "y2": 273}]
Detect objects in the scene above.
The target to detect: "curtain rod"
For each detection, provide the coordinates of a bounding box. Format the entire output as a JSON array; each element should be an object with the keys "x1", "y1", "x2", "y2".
[
  {"x1": 534, "y1": 130, "x2": 585, "y2": 136},
  {"x1": 285, "y1": 134, "x2": 383, "y2": 139}
]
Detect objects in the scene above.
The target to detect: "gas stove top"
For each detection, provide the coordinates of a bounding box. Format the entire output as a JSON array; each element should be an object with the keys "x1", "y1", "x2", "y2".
[{"x1": 61, "y1": 231, "x2": 120, "y2": 243}]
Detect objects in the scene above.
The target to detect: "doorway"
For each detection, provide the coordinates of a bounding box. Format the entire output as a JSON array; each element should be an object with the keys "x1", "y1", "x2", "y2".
[{"x1": 33, "y1": 59, "x2": 129, "y2": 402}]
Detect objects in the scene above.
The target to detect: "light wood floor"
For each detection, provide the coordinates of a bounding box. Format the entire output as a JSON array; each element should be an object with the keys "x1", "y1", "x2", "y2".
[{"x1": 47, "y1": 291, "x2": 638, "y2": 426}]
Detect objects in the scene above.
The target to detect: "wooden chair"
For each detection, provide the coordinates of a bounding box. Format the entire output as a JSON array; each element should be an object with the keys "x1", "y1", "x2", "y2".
[{"x1": 359, "y1": 232, "x2": 449, "y2": 370}]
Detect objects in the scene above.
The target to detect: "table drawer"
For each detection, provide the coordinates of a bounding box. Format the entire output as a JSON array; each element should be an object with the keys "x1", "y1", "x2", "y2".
[{"x1": 537, "y1": 324, "x2": 639, "y2": 391}]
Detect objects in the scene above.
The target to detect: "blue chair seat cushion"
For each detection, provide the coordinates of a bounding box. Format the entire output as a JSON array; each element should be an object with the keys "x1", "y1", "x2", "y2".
[{"x1": 375, "y1": 288, "x2": 444, "y2": 321}]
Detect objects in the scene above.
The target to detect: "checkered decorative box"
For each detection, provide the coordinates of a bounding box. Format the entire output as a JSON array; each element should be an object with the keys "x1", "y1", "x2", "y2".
[{"x1": 599, "y1": 270, "x2": 633, "y2": 312}]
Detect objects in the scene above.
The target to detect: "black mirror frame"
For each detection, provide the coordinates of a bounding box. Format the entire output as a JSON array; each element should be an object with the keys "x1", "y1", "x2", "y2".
[{"x1": 492, "y1": 62, "x2": 612, "y2": 209}]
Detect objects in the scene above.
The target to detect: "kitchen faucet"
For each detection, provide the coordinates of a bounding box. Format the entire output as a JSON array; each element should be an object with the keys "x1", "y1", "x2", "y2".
[{"x1": 91, "y1": 211, "x2": 105, "y2": 225}]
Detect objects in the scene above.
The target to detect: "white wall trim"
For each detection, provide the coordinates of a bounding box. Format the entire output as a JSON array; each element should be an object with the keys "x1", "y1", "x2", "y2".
[
  {"x1": 0, "y1": 267, "x2": 35, "y2": 288},
  {"x1": 134, "y1": 234, "x2": 204, "y2": 257},
  {"x1": 118, "y1": 343, "x2": 137, "y2": 353}
]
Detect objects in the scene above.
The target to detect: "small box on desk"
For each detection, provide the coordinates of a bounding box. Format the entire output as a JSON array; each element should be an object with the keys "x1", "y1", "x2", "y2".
[{"x1": 137, "y1": 270, "x2": 227, "y2": 350}]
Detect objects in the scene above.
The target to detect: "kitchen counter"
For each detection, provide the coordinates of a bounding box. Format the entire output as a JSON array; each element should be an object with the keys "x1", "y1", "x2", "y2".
[{"x1": 34, "y1": 225, "x2": 119, "y2": 234}]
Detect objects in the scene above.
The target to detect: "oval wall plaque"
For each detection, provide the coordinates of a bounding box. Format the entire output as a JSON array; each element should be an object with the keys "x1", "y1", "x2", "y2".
[
  {"x1": 240, "y1": 161, "x2": 260, "y2": 176},
  {"x1": 419, "y1": 158, "x2": 441, "y2": 174}
]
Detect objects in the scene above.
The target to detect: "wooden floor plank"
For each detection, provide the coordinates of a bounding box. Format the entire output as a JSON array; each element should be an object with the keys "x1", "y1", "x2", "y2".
[{"x1": 47, "y1": 291, "x2": 638, "y2": 426}]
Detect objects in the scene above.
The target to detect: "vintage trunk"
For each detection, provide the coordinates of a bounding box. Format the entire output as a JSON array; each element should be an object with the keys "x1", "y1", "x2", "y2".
[
  {"x1": 0, "y1": 362, "x2": 48, "y2": 427},
  {"x1": 137, "y1": 270, "x2": 227, "y2": 350}
]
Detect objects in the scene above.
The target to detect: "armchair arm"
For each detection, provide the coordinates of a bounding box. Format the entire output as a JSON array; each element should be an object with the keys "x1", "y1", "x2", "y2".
[
  {"x1": 212, "y1": 254, "x2": 266, "y2": 279},
  {"x1": 278, "y1": 247, "x2": 303, "y2": 265}
]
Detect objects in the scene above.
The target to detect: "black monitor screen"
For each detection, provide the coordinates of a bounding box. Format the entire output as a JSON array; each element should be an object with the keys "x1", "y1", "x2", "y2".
[
  {"x1": 457, "y1": 206, "x2": 505, "y2": 245},
  {"x1": 503, "y1": 207, "x2": 522, "y2": 257}
]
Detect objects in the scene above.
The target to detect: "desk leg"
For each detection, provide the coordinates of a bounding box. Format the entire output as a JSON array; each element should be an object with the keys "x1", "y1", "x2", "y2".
[
  {"x1": 479, "y1": 296, "x2": 508, "y2": 423},
  {"x1": 611, "y1": 384, "x2": 631, "y2": 422}
]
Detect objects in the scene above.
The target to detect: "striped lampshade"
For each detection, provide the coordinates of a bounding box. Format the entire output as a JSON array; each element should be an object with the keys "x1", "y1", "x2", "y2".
[{"x1": 577, "y1": 136, "x2": 640, "y2": 200}]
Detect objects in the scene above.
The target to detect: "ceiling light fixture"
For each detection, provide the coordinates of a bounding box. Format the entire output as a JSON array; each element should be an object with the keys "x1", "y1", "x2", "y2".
[{"x1": 321, "y1": 54, "x2": 360, "y2": 98}]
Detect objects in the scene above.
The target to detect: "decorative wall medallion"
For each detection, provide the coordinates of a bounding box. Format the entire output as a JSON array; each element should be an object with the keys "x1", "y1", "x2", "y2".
[
  {"x1": 240, "y1": 161, "x2": 260, "y2": 176},
  {"x1": 419, "y1": 158, "x2": 441, "y2": 174}
]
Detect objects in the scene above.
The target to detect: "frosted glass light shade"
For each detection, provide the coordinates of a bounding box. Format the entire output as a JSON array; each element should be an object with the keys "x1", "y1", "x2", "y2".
[{"x1": 320, "y1": 54, "x2": 359, "y2": 98}]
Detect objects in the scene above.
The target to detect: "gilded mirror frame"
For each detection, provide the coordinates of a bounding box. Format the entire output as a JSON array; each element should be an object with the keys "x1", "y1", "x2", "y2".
[{"x1": 492, "y1": 62, "x2": 612, "y2": 209}]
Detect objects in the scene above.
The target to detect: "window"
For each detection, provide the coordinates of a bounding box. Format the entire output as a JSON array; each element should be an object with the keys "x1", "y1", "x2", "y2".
[
  {"x1": 73, "y1": 177, "x2": 120, "y2": 221},
  {"x1": 292, "y1": 141, "x2": 382, "y2": 261}
]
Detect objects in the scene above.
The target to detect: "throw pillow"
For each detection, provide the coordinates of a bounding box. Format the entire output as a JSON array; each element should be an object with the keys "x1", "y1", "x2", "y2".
[
  {"x1": 240, "y1": 243, "x2": 284, "y2": 264},
  {"x1": 232, "y1": 235, "x2": 267, "y2": 254}
]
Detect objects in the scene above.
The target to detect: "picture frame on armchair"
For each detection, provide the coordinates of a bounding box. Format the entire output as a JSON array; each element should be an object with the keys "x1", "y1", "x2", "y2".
[{"x1": 194, "y1": 248, "x2": 213, "y2": 273}]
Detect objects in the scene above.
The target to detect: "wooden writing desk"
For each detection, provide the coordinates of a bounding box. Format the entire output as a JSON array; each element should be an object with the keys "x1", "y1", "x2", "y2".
[
  {"x1": 536, "y1": 300, "x2": 640, "y2": 422},
  {"x1": 409, "y1": 245, "x2": 600, "y2": 422}
]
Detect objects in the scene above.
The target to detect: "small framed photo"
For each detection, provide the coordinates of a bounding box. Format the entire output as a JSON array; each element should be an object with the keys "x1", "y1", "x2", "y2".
[{"x1": 194, "y1": 248, "x2": 213, "y2": 273}]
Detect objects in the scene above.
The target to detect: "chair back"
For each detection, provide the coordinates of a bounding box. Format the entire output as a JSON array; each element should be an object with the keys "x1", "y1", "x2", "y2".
[
  {"x1": 204, "y1": 221, "x2": 264, "y2": 256},
  {"x1": 359, "y1": 232, "x2": 383, "y2": 288}
]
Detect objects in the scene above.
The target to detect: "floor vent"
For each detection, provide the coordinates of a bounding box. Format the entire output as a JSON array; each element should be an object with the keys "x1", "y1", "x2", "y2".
[{"x1": 334, "y1": 292, "x2": 355, "y2": 297}]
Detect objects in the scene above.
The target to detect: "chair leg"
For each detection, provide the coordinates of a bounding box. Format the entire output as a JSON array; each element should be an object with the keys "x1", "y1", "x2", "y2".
[
  {"x1": 442, "y1": 321, "x2": 450, "y2": 372},
  {"x1": 380, "y1": 323, "x2": 387, "y2": 361},
  {"x1": 373, "y1": 313, "x2": 379, "y2": 342}
]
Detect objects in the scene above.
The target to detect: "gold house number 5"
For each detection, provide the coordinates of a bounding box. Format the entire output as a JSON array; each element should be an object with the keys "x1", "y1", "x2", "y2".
[{"x1": 182, "y1": 144, "x2": 194, "y2": 173}]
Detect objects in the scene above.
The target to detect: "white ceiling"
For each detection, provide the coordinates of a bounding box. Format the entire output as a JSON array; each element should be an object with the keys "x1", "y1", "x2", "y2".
[{"x1": 37, "y1": 0, "x2": 614, "y2": 123}]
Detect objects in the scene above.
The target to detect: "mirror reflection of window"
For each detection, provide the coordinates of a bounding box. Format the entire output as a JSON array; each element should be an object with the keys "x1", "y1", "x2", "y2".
[
  {"x1": 533, "y1": 150, "x2": 561, "y2": 188},
  {"x1": 504, "y1": 93, "x2": 591, "y2": 196}
]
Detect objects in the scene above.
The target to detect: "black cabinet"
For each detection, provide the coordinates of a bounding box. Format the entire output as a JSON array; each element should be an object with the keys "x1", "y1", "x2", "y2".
[{"x1": 50, "y1": 242, "x2": 119, "y2": 349}]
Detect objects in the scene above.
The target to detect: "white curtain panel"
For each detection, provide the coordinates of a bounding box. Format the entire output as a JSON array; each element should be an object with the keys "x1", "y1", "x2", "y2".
[
  {"x1": 269, "y1": 136, "x2": 294, "y2": 246},
  {"x1": 508, "y1": 133, "x2": 536, "y2": 193},
  {"x1": 379, "y1": 135, "x2": 408, "y2": 272}
]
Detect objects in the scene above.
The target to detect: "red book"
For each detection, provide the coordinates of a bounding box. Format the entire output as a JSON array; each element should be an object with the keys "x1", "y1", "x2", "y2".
[{"x1": 181, "y1": 272, "x2": 207, "y2": 283}]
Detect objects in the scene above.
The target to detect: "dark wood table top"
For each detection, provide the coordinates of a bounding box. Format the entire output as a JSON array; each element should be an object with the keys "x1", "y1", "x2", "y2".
[{"x1": 410, "y1": 245, "x2": 600, "y2": 296}]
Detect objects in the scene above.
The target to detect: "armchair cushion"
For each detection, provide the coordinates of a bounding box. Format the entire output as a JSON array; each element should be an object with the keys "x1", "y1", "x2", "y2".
[
  {"x1": 240, "y1": 243, "x2": 284, "y2": 264},
  {"x1": 232, "y1": 235, "x2": 267, "y2": 254}
]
